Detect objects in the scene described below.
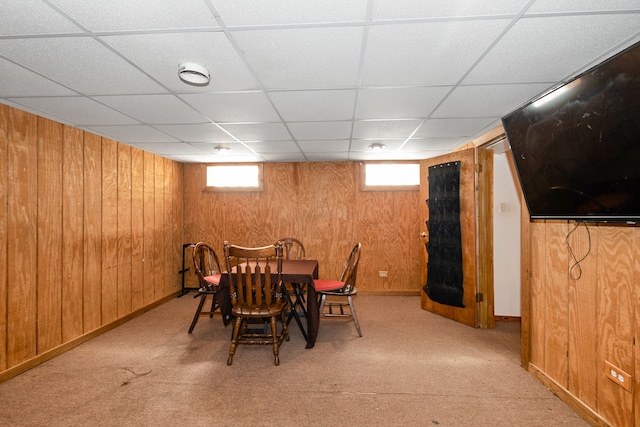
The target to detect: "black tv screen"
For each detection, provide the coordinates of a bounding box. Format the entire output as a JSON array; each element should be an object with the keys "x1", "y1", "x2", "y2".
[{"x1": 502, "y1": 40, "x2": 640, "y2": 224}]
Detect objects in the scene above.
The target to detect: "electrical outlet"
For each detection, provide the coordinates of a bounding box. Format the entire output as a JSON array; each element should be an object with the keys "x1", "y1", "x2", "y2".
[
  {"x1": 605, "y1": 360, "x2": 632, "y2": 392},
  {"x1": 378, "y1": 271, "x2": 388, "y2": 278}
]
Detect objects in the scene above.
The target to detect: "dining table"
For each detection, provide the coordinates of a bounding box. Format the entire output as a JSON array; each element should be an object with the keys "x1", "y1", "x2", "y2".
[{"x1": 215, "y1": 259, "x2": 320, "y2": 349}]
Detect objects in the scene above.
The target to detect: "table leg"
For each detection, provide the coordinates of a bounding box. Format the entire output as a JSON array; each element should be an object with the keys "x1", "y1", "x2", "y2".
[
  {"x1": 305, "y1": 286, "x2": 320, "y2": 349},
  {"x1": 282, "y1": 284, "x2": 308, "y2": 342}
]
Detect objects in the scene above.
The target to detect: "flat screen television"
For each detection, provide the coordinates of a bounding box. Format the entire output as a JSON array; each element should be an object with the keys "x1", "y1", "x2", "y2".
[{"x1": 502, "y1": 40, "x2": 640, "y2": 224}]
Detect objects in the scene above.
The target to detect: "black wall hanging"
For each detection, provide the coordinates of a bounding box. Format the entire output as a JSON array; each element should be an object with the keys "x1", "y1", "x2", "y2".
[{"x1": 423, "y1": 161, "x2": 465, "y2": 308}]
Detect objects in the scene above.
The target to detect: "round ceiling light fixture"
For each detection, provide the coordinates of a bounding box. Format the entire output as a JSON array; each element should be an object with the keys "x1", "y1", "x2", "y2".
[
  {"x1": 178, "y1": 62, "x2": 210, "y2": 86},
  {"x1": 368, "y1": 143, "x2": 386, "y2": 151},
  {"x1": 214, "y1": 146, "x2": 232, "y2": 154}
]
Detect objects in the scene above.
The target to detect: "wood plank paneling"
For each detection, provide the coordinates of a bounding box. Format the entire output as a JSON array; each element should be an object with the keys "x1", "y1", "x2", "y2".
[
  {"x1": 543, "y1": 222, "x2": 570, "y2": 386},
  {"x1": 153, "y1": 156, "x2": 164, "y2": 300},
  {"x1": 567, "y1": 223, "x2": 597, "y2": 408},
  {"x1": 596, "y1": 226, "x2": 633, "y2": 427},
  {"x1": 36, "y1": 118, "x2": 63, "y2": 353},
  {"x1": 264, "y1": 163, "x2": 295, "y2": 241},
  {"x1": 62, "y1": 125, "x2": 84, "y2": 341},
  {"x1": 143, "y1": 151, "x2": 155, "y2": 304},
  {"x1": 83, "y1": 133, "x2": 102, "y2": 332},
  {"x1": 131, "y1": 148, "x2": 144, "y2": 311},
  {"x1": 526, "y1": 219, "x2": 638, "y2": 426},
  {"x1": 165, "y1": 159, "x2": 182, "y2": 295},
  {"x1": 529, "y1": 222, "x2": 546, "y2": 367},
  {"x1": 7, "y1": 108, "x2": 38, "y2": 367},
  {"x1": 117, "y1": 144, "x2": 132, "y2": 317},
  {"x1": 356, "y1": 187, "x2": 419, "y2": 292},
  {"x1": 0, "y1": 103, "x2": 183, "y2": 380},
  {"x1": 476, "y1": 148, "x2": 494, "y2": 328},
  {"x1": 298, "y1": 162, "x2": 357, "y2": 280},
  {"x1": 0, "y1": 105, "x2": 8, "y2": 371},
  {"x1": 635, "y1": 227, "x2": 640, "y2": 427},
  {"x1": 101, "y1": 139, "x2": 118, "y2": 324}
]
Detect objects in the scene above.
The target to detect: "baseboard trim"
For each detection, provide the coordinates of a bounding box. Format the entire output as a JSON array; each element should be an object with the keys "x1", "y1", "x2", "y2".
[
  {"x1": 358, "y1": 291, "x2": 421, "y2": 296},
  {"x1": 494, "y1": 315, "x2": 521, "y2": 322},
  {"x1": 528, "y1": 363, "x2": 612, "y2": 427},
  {"x1": 0, "y1": 292, "x2": 178, "y2": 384}
]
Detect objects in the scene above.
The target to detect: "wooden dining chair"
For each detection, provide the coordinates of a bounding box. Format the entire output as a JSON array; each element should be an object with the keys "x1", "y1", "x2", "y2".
[
  {"x1": 314, "y1": 242, "x2": 363, "y2": 337},
  {"x1": 223, "y1": 241, "x2": 289, "y2": 366},
  {"x1": 275, "y1": 237, "x2": 308, "y2": 339},
  {"x1": 278, "y1": 237, "x2": 305, "y2": 261},
  {"x1": 189, "y1": 242, "x2": 223, "y2": 334}
]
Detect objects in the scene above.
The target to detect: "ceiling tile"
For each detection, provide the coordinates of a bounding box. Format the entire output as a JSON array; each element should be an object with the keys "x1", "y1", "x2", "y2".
[
  {"x1": 303, "y1": 152, "x2": 351, "y2": 162},
  {"x1": 526, "y1": 0, "x2": 640, "y2": 13},
  {"x1": 0, "y1": 58, "x2": 77, "y2": 97},
  {"x1": 219, "y1": 122, "x2": 291, "y2": 141},
  {"x1": 261, "y1": 152, "x2": 309, "y2": 162},
  {"x1": 7, "y1": 97, "x2": 139, "y2": 125},
  {"x1": 402, "y1": 137, "x2": 465, "y2": 151},
  {"x1": 189, "y1": 141, "x2": 253, "y2": 154},
  {"x1": 296, "y1": 140, "x2": 350, "y2": 152},
  {"x1": 243, "y1": 141, "x2": 301, "y2": 154},
  {"x1": 361, "y1": 20, "x2": 510, "y2": 86},
  {"x1": 356, "y1": 87, "x2": 452, "y2": 119},
  {"x1": 154, "y1": 123, "x2": 234, "y2": 142},
  {"x1": 350, "y1": 139, "x2": 408, "y2": 152},
  {"x1": 269, "y1": 90, "x2": 357, "y2": 121},
  {"x1": 464, "y1": 14, "x2": 640, "y2": 84},
  {"x1": 1, "y1": 0, "x2": 83, "y2": 35},
  {"x1": 0, "y1": 37, "x2": 165, "y2": 95},
  {"x1": 85, "y1": 125, "x2": 179, "y2": 143},
  {"x1": 133, "y1": 142, "x2": 209, "y2": 155},
  {"x1": 101, "y1": 32, "x2": 259, "y2": 92},
  {"x1": 414, "y1": 118, "x2": 497, "y2": 138},
  {"x1": 287, "y1": 121, "x2": 352, "y2": 140},
  {"x1": 230, "y1": 26, "x2": 363, "y2": 89},
  {"x1": 372, "y1": 0, "x2": 530, "y2": 20},
  {"x1": 180, "y1": 92, "x2": 280, "y2": 122},
  {"x1": 214, "y1": 0, "x2": 368, "y2": 26},
  {"x1": 353, "y1": 119, "x2": 422, "y2": 139},
  {"x1": 92, "y1": 94, "x2": 208, "y2": 124},
  {"x1": 49, "y1": 0, "x2": 219, "y2": 31},
  {"x1": 432, "y1": 83, "x2": 551, "y2": 118}
]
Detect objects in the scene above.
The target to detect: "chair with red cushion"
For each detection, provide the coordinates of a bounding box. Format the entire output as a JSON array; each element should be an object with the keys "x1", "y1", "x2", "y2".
[
  {"x1": 314, "y1": 242, "x2": 362, "y2": 337},
  {"x1": 188, "y1": 242, "x2": 223, "y2": 334}
]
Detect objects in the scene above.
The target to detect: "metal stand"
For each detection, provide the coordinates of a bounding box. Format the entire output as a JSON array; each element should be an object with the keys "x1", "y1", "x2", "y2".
[{"x1": 178, "y1": 243, "x2": 197, "y2": 297}]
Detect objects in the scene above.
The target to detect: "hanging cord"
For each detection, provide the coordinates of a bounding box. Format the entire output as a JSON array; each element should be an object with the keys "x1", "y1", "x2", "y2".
[{"x1": 565, "y1": 222, "x2": 591, "y2": 280}]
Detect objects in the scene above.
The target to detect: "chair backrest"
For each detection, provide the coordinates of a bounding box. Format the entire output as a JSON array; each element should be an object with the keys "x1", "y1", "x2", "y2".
[
  {"x1": 276, "y1": 237, "x2": 305, "y2": 260},
  {"x1": 223, "y1": 241, "x2": 284, "y2": 310},
  {"x1": 192, "y1": 242, "x2": 222, "y2": 290},
  {"x1": 339, "y1": 243, "x2": 361, "y2": 293}
]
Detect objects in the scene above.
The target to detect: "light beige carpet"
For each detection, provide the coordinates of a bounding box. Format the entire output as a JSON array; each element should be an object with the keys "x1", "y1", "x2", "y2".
[{"x1": 0, "y1": 295, "x2": 588, "y2": 426}]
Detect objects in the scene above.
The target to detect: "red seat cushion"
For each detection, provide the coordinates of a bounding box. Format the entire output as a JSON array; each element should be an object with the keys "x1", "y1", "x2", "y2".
[
  {"x1": 314, "y1": 279, "x2": 344, "y2": 292},
  {"x1": 204, "y1": 274, "x2": 221, "y2": 286}
]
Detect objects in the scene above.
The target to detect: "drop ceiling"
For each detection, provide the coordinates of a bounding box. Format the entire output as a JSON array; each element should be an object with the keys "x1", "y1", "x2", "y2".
[{"x1": 1, "y1": 0, "x2": 639, "y2": 163}]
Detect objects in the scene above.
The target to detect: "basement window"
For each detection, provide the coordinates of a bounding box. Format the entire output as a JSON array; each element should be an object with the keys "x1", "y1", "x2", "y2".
[
  {"x1": 360, "y1": 161, "x2": 420, "y2": 191},
  {"x1": 206, "y1": 164, "x2": 263, "y2": 192}
]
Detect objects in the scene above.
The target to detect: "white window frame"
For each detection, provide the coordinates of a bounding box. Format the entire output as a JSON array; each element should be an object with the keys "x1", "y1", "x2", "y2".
[
  {"x1": 360, "y1": 161, "x2": 420, "y2": 191},
  {"x1": 205, "y1": 163, "x2": 264, "y2": 192}
]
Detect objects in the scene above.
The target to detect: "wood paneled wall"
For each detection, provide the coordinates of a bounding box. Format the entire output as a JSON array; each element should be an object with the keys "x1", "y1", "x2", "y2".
[
  {"x1": 524, "y1": 220, "x2": 640, "y2": 426},
  {"x1": 183, "y1": 162, "x2": 422, "y2": 294},
  {"x1": 0, "y1": 105, "x2": 183, "y2": 378}
]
